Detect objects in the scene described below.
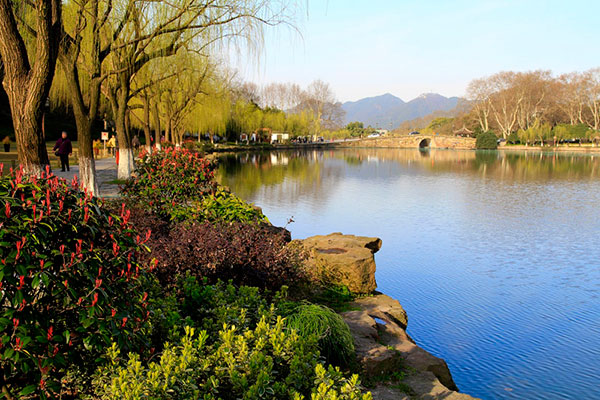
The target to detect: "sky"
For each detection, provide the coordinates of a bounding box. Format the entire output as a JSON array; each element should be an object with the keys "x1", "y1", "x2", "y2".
[{"x1": 235, "y1": 0, "x2": 600, "y2": 103}]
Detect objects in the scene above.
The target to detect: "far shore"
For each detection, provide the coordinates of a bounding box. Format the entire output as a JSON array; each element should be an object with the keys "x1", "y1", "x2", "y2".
[{"x1": 498, "y1": 144, "x2": 600, "y2": 154}]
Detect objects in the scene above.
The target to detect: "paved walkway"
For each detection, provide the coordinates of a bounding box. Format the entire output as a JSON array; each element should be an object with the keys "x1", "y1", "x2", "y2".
[{"x1": 53, "y1": 157, "x2": 121, "y2": 198}]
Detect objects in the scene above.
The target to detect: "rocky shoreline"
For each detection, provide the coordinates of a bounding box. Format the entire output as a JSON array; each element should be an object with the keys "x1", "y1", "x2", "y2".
[{"x1": 297, "y1": 233, "x2": 479, "y2": 400}]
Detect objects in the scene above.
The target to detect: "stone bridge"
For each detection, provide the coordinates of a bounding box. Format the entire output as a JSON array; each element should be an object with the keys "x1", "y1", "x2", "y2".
[{"x1": 340, "y1": 135, "x2": 476, "y2": 150}]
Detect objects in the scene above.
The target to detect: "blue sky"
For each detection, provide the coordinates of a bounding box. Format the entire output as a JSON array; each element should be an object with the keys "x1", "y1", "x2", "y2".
[{"x1": 236, "y1": 0, "x2": 599, "y2": 102}]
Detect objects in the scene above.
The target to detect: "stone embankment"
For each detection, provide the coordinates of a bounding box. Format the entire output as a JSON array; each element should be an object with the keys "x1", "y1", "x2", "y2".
[
  {"x1": 298, "y1": 233, "x2": 479, "y2": 400},
  {"x1": 338, "y1": 135, "x2": 476, "y2": 150}
]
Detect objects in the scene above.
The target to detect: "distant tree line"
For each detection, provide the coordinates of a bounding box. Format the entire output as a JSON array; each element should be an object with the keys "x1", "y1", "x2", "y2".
[{"x1": 396, "y1": 68, "x2": 600, "y2": 146}]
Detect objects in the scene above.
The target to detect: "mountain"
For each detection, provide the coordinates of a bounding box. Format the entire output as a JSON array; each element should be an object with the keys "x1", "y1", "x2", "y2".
[{"x1": 342, "y1": 93, "x2": 460, "y2": 129}]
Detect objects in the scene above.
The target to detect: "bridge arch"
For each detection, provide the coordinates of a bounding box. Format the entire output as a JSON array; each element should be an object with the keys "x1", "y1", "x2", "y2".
[{"x1": 418, "y1": 138, "x2": 431, "y2": 148}]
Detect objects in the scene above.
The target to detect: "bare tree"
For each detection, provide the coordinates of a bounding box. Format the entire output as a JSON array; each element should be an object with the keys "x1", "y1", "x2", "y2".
[
  {"x1": 466, "y1": 77, "x2": 493, "y2": 132},
  {"x1": 488, "y1": 72, "x2": 524, "y2": 139},
  {"x1": 299, "y1": 79, "x2": 344, "y2": 133},
  {"x1": 582, "y1": 68, "x2": 600, "y2": 131}
]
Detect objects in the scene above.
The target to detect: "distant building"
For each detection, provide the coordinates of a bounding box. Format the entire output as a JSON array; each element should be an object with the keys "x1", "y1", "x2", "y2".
[
  {"x1": 270, "y1": 132, "x2": 290, "y2": 144},
  {"x1": 375, "y1": 129, "x2": 389, "y2": 135},
  {"x1": 454, "y1": 126, "x2": 473, "y2": 137}
]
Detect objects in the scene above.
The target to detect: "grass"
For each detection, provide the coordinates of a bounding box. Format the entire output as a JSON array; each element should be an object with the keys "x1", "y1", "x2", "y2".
[
  {"x1": 285, "y1": 302, "x2": 355, "y2": 368},
  {"x1": 310, "y1": 285, "x2": 361, "y2": 313},
  {"x1": 106, "y1": 179, "x2": 127, "y2": 185}
]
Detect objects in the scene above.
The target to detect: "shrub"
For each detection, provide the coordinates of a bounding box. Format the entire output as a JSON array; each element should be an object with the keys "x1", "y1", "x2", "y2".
[
  {"x1": 123, "y1": 148, "x2": 267, "y2": 224},
  {"x1": 0, "y1": 166, "x2": 153, "y2": 398},
  {"x1": 144, "y1": 221, "x2": 304, "y2": 289},
  {"x1": 179, "y1": 277, "x2": 274, "y2": 337},
  {"x1": 285, "y1": 303, "x2": 355, "y2": 368},
  {"x1": 199, "y1": 188, "x2": 268, "y2": 224},
  {"x1": 167, "y1": 188, "x2": 268, "y2": 224},
  {"x1": 475, "y1": 131, "x2": 498, "y2": 149},
  {"x1": 95, "y1": 321, "x2": 370, "y2": 400},
  {"x1": 121, "y1": 147, "x2": 217, "y2": 217}
]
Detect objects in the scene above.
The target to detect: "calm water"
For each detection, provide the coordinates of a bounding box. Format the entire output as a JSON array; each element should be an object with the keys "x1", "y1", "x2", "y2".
[{"x1": 217, "y1": 148, "x2": 600, "y2": 400}]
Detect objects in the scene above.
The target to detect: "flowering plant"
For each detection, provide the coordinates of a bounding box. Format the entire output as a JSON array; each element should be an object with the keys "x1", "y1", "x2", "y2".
[{"x1": 0, "y1": 165, "x2": 153, "y2": 398}]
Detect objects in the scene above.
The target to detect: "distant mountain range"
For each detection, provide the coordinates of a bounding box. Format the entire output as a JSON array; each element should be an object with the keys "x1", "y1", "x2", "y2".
[{"x1": 341, "y1": 93, "x2": 461, "y2": 129}]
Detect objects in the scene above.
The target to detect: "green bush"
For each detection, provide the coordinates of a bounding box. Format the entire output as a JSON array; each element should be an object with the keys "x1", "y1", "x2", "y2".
[
  {"x1": 507, "y1": 131, "x2": 520, "y2": 144},
  {"x1": 179, "y1": 277, "x2": 274, "y2": 337},
  {"x1": 168, "y1": 188, "x2": 268, "y2": 224},
  {"x1": 553, "y1": 123, "x2": 592, "y2": 141},
  {"x1": 0, "y1": 167, "x2": 153, "y2": 398},
  {"x1": 476, "y1": 131, "x2": 498, "y2": 149},
  {"x1": 200, "y1": 189, "x2": 268, "y2": 223},
  {"x1": 95, "y1": 319, "x2": 369, "y2": 400},
  {"x1": 285, "y1": 303, "x2": 355, "y2": 368}
]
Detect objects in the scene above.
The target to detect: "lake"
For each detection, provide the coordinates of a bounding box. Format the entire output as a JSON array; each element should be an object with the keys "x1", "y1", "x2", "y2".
[{"x1": 217, "y1": 148, "x2": 600, "y2": 400}]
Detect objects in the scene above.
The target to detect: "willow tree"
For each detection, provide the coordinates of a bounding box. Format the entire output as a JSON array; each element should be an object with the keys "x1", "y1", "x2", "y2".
[
  {"x1": 102, "y1": 0, "x2": 297, "y2": 179},
  {"x1": 55, "y1": 0, "x2": 118, "y2": 194},
  {"x1": 0, "y1": 0, "x2": 61, "y2": 174}
]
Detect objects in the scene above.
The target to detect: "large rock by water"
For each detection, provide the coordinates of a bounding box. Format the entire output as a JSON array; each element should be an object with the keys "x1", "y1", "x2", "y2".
[
  {"x1": 297, "y1": 232, "x2": 478, "y2": 399},
  {"x1": 342, "y1": 294, "x2": 480, "y2": 400},
  {"x1": 299, "y1": 233, "x2": 381, "y2": 294}
]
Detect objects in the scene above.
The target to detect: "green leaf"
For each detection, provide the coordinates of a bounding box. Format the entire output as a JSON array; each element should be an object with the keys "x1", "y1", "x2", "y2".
[{"x1": 19, "y1": 385, "x2": 37, "y2": 396}]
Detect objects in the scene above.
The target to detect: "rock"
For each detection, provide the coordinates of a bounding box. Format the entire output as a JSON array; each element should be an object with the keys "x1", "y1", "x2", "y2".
[
  {"x1": 404, "y1": 372, "x2": 476, "y2": 400},
  {"x1": 351, "y1": 293, "x2": 408, "y2": 329},
  {"x1": 341, "y1": 295, "x2": 479, "y2": 400},
  {"x1": 369, "y1": 385, "x2": 411, "y2": 400},
  {"x1": 299, "y1": 233, "x2": 382, "y2": 294}
]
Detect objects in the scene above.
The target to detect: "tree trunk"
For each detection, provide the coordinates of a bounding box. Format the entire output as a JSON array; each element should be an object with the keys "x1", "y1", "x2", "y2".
[
  {"x1": 166, "y1": 118, "x2": 172, "y2": 143},
  {"x1": 142, "y1": 97, "x2": 152, "y2": 153},
  {"x1": 153, "y1": 101, "x2": 161, "y2": 150},
  {"x1": 73, "y1": 113, "x2": 99, "y2": 195},
  {"x1": 60, "y1": 53, "x2": 99, "y2": 195},
  {"x1": 0, "y1": 0, "x2": 61, "y2": 175},
  {"x1": 7, "y1": 90, "x2": 50, "y2": 175},
  {"x1": 115, "y1": 109, "x2": 134, "y2": 179}
]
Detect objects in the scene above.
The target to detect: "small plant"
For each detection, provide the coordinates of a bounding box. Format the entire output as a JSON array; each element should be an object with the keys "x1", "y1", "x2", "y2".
[
  {"x1": 285, "y1": 303, "x2": 355, "y2": 368},
  {"x1": 96, "y1": 321, "x2": 370, "y2": 400},
  {"x1": 199, "y1": 188, "x2": 268, "y2": 223}
]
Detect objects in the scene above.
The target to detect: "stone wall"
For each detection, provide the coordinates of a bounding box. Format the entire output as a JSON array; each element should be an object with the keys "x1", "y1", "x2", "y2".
[{"x1": 339, "y1": 135, "x2": 476, "y2": 150}]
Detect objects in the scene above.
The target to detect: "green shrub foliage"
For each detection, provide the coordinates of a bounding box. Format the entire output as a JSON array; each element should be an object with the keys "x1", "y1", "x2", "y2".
[
  {"x1": 285, "y1": 303, "x2": 356, "y2": 367},
  {"x1": 476, "y1": 131, "x2": 498, "y2": 149},
  {"x1": 0, "y1": 166, "x2": 153, "y2": 398},
  {"x1": 96, "y1": 321, "x2": 370, "y2": 400}
]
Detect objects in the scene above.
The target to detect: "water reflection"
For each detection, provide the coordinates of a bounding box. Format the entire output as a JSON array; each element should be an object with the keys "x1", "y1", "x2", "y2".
[{"x1": 219, "y1": 149, "x2": 600, "y2": 200}]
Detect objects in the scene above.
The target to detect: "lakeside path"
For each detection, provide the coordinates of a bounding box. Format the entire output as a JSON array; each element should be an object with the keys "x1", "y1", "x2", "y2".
[{"x1": 53, "y1": 156, "x2": 120, "y2": 198}]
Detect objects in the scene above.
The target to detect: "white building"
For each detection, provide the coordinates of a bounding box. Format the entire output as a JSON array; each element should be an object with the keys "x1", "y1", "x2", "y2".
[{"x1": 270, "y1": 132, "x2": 290, "y2": 144}]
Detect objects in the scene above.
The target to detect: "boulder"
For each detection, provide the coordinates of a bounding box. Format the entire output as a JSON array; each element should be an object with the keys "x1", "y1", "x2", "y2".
[
  {"x1": 299, "y1": 233, "x2": 381, "y2": 294},
  {"x1": 351, "y1": 293, "x2": 408, "y2": 329},
  {"x1": 341, "y1": 294, "x2": 480, "y2": 400}
]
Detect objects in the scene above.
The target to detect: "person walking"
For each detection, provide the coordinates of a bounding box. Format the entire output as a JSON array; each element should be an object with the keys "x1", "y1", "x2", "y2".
[
  {"x1": 2, "y1": 136, "x2": 10, "y2": 152},
  {"x1": 53, "y1": 131, "x2": 73, "y2": 172},
  {"x1": 132, "y1": 135, "x2": 141, "y2": 151},
  {"x1": 107, "y1": 135, "x2": 116, "y2": 156}
]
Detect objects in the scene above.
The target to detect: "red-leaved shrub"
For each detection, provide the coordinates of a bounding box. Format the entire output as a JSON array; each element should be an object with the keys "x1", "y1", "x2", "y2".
[
  {"x1": 0, "y1": 166, "x2": 154, "y2": 398},
  {"x1": 143, "y1": 221, "x2": 302, "y2": 289}
]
